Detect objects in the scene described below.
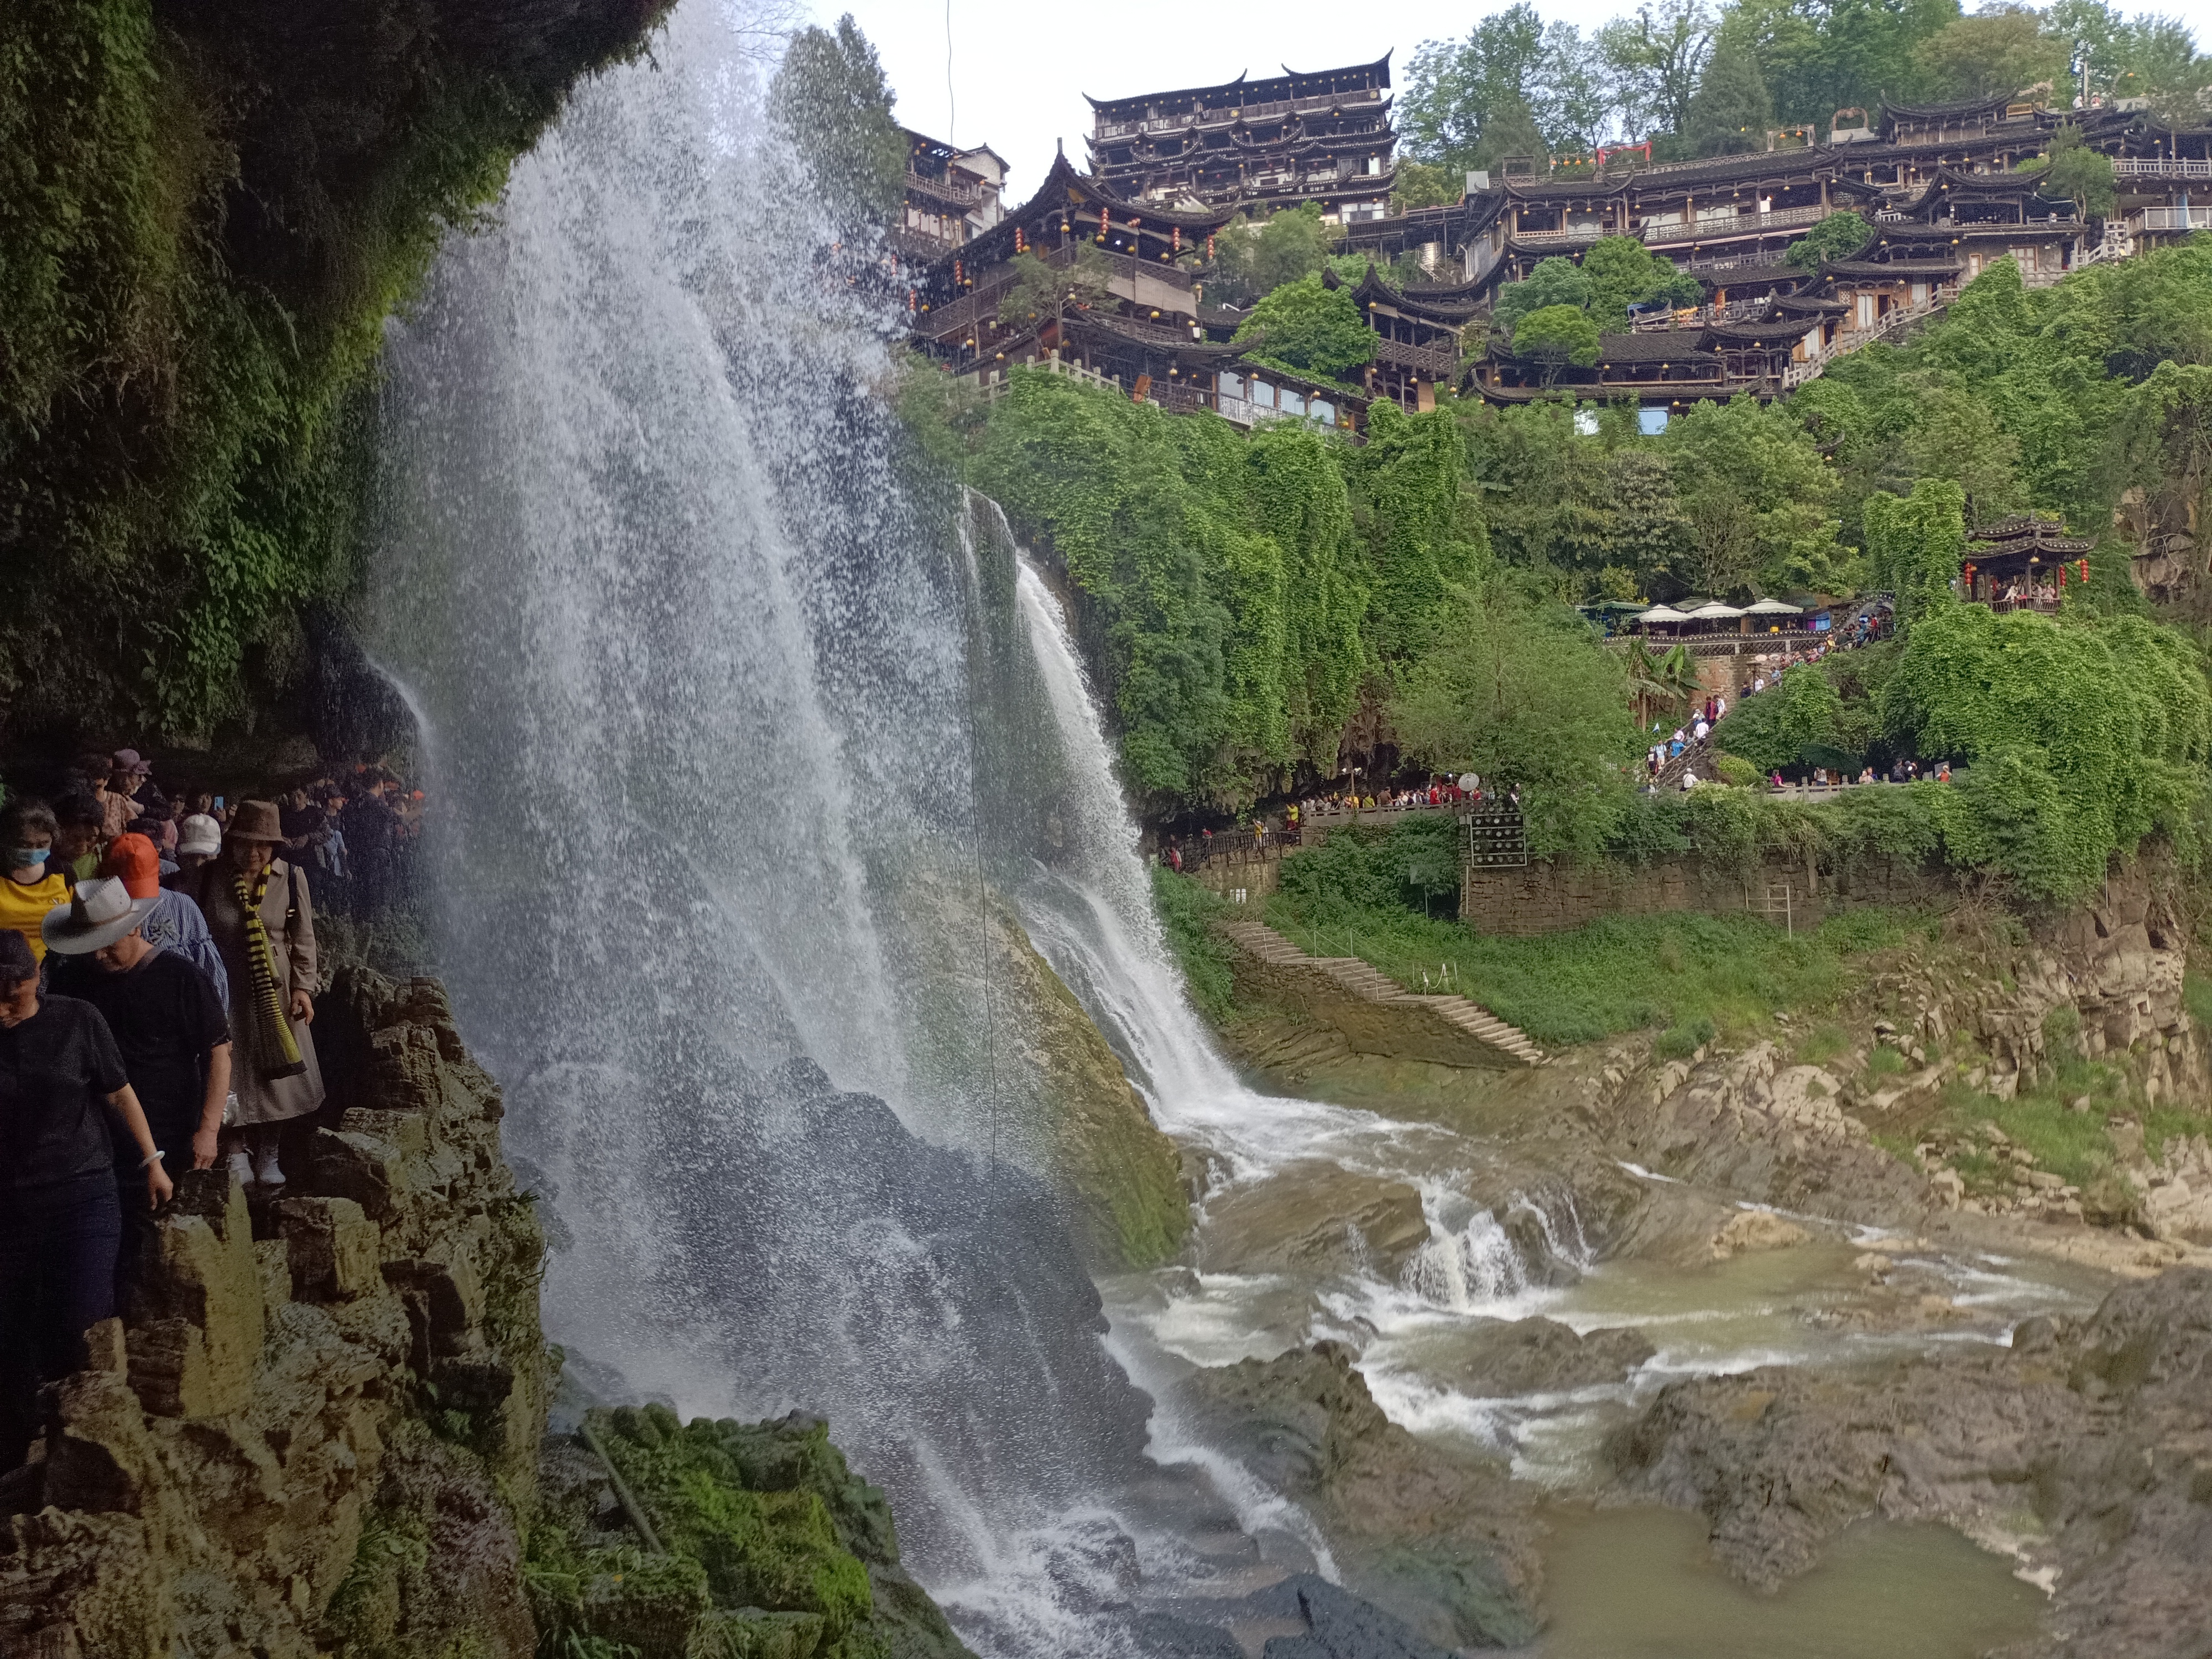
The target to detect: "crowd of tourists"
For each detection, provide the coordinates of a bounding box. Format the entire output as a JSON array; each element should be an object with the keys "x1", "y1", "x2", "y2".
[{"x1": 0, "y1": 747, "x2": 421, "y2": 1469}]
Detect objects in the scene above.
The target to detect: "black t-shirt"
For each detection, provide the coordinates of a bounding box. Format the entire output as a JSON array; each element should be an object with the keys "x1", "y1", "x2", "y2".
[
  {"x1": 47, "y1": 951, "x2": 228, "y2": 1151},
  {"x1": 0, "y1": 995, "x2": 129, "y2": 1192}
]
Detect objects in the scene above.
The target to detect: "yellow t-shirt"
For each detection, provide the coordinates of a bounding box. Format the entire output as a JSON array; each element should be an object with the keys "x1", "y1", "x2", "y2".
[{"x1": 0, "y1": 870, "x2": 71, "y2": 964}]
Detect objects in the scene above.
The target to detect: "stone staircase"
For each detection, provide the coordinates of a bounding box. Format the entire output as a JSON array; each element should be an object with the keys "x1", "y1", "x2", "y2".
[{"x1": 1217, "y1": 919, "x2": 1546, "y2": 1068}]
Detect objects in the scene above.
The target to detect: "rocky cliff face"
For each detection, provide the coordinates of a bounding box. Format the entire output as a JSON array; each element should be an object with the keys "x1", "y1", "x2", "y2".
[{"x1": 0, "y1": 970, "x2": 973, "y2": 1659}]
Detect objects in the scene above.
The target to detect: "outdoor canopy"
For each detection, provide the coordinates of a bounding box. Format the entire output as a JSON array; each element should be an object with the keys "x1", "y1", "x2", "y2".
[
  {"x1": 1743, "y1": 598, "x2": 1805, "y2": 614},
  {"x1": 1683, "y1": 602, "x2": 1746, "y2": 620},
  {"x1": 1634, "y1": 604, "x2": 1691, "y2": 624}
]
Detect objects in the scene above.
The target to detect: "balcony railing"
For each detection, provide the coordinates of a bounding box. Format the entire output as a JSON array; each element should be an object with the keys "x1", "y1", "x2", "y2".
[
  {"x1": 1372, "y1": 336, "x2": 1458, "y2": 376},
  {"x1": 2113, "y1": 158, "x2": 2212, "y2": 179},
  {"x1": 2129, "y1": 206, "x2": 2212, "y2": 233},
  {"x1": 1639, "y1": 202, "x2": 1832, "y2": 244},
  {"x1": 906, "y1": 169, "x2": 980, "y2": 206}
]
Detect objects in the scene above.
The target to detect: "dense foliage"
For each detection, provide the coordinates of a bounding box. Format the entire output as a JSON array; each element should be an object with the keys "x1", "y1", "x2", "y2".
[
  {"x1": 0, "y1": 0, "x2": 671, "y2": 739},
  {"x1": 969, "y1": 372, "x2": 1371, "y2": 803},
  {"x1": 1230, "y1": 276, "x2": 1378, "y2": 385},
  {"x1": 1400, "y1": 0, "x2": 2211, "y2": 167}
]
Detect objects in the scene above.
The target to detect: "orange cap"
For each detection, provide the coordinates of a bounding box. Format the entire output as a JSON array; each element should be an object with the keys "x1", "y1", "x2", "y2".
[{"x1": 102, "y1": 832, "x2": 161, "y2": 899}]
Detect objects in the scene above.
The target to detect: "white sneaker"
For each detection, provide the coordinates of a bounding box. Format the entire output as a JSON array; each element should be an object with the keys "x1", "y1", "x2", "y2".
[
  {"x1": 254, "y1": 1147, "x2": 285, "y2": 1188},
  {"x1": 226, "y1": 1150, "x2": 253, "y2": 1188}
]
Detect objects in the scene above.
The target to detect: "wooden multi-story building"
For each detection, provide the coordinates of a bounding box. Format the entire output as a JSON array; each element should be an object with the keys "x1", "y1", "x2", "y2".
[
  {"x1": 1084, "y1": 57, "x2": 1397, "y2": 225},
  {"x1": 1345, "y1": 95, "x2": 2207, "y2": 311},
  {"x1": 892, "y1": 130, "x2": 1010, "y2": 262}
]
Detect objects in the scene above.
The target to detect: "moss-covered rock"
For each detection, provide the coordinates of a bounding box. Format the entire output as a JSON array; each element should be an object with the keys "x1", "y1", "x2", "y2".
[{"x1": 529, "y1": 1406, "x2": 975, "y2": 1659}]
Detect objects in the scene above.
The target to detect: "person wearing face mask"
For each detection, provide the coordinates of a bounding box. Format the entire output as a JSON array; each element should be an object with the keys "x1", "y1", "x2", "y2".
[
  {"x1": 180, "y1": 801, "x2": 322, "y2": 1188},
  {"x1": 0, "y1": 927, "x2": 172, "y2": 1470},
  {"x1": 0, "y1": 800, "x2": 72, "y2": 969}
]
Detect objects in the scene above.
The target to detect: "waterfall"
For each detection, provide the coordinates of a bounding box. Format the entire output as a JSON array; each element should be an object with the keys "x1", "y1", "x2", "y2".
[
  {"x1": 366, "y1": 3, "x2": 1555, "y2": 1648},
  {"x1": 367, "y1": 5, "x2": 1164, "y2": 1645}
]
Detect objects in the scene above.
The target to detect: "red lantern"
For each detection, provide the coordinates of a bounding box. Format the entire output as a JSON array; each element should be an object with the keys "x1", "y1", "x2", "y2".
[
  {"x1": 954, "y1": 258, "x2": 963, "y2": 286},
  {"x1": 1014, "y1": 226, "x2": 1025, "y2": 253},
  {"x1": 1207, "y1": 232, "x2": 1216, "y2": 260},
  {"x1": 1100, "y1": 205, "x2": 1109, "y2": 237},
  {"x1": 1172, "y1": 225, "x2": 1181, "y2": 254},
  {"x1": 2077, "y1": 558, "x2": 2089, "y2": 582},
  {"x1": 906, "y1": 287, "x2": 916, "y2": 313}
]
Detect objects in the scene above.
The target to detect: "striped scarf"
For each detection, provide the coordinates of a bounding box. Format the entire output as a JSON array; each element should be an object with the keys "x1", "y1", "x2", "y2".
[{"x1": 236, "y1": 863, "x2": 306, "y2": 1080}]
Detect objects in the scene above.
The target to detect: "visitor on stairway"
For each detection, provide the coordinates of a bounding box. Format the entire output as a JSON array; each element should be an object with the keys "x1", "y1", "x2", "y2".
[
  {"x1": 44, "y1": 877, "x2": 231, "y2": 1303},
  {"x1": 0, "y1": 927, "x2": 170, "y2": 1472},
  {"x1": 180, "y1": 801, "x2": 323, "y2": 1190},
  {"x1": 1, "y1": 800, "x2": 72, "y2": 970},
  {"x1": 170, "y1": 812, "x2": 225, "y2": 884},
  {"x1": 99, "y1": 834, "x2": 229, "y2": 1014},
  {"x1": 49, "y1": 794, "x2": 107, "y2": 888}
]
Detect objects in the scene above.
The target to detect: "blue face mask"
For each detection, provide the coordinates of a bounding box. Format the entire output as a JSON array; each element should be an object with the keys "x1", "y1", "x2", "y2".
[{"x1": 8, "y1": 846, "x2": 51, "y2": 872}]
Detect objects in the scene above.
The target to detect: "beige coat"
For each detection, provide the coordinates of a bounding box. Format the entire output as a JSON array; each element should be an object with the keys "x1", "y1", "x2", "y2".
[{"x1": 190, "y1": 857, "x2": 325, "y2": 1126}]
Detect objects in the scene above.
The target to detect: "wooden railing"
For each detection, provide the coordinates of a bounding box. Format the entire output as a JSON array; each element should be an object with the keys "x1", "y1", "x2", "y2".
[{"x1": 2114, "y1": 158, "x2": 2212, "y2": 179}]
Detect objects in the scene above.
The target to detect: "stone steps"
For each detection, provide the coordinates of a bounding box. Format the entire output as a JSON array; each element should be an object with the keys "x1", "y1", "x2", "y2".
[{"x1": 1215, "y1": 920, "x2": 1546, "y2": 1067}]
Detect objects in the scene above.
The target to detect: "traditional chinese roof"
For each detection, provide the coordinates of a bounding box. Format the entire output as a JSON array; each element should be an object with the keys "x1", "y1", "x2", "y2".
[
  {"x1": 1065, "y1": 309, "x2": 1238, "y2": 357},
  {"x1": 1588, "y1": 331, "x2": 1724, "y2": 367},
  {"x1": 1773, "y1": 293, "x2": 1849, "y2": 314},
  {"x1": 1348, "y1": 264, "x2": 1484, "y2": 324},
  {"x1": 1822, "y1": 256, "x2": 1965, "y2": 278},
  {"x1": 1086, "y1": 55, "x2": 1392, "y2": 119},
  {"x1": 1704, "y1": 316, "x2": 1823, "y2": 344},
  {"x1": 1967, "y1": 514, "x2": 2093, "y2": 559},
  {"x1": 918, "y1": 151, "x2": 1237, "y2": 298},
  {"x1": 1881, "y1": 93, "x2": 2018, "y2": 122}
]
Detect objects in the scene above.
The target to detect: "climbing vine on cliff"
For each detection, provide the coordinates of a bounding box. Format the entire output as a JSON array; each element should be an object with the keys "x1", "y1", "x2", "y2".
[{"x1": 0, "y1": 0, "x2": 673, "y2": 738}]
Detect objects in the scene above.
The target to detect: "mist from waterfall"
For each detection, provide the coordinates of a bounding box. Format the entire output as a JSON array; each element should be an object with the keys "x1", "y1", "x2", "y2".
[{"x1": 364, "y1": 4, "x2": 1187, "y2": 1646}]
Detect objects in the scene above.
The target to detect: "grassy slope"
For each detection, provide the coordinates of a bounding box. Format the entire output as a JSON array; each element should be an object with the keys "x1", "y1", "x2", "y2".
[{"x1": 1154, "y1": 862, "x2": 2211, "y2": 1223}]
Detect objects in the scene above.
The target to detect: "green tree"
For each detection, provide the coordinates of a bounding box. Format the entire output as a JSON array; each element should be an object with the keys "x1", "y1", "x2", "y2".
[
  {"x1": 769, "y1": 17, "x2": 907, "y2": 227},
  {"x1": 1685, "y1": 20, "x2": 1776, "y2": 155},
  {"x1": 1493, "y1": 256, "x2": 1594, "y2": 336},
  {"x1": 1402, "y1": 4, "x2": 1608, "y2": 168},
  {"x1": 1209, "y1": 204, "x2": 1340, "y2": 306},
  {"x1": 1390, "y1": 581, "x2": 1640, "y2": 853},
  {"x1": 1729, "y1": 0, "x2": 1963, "y2": 128},
  {"x1": 1785, "y1": 209, "x2": 1872, "y2": 270},
  {"x1": 1597, "y1": 0, "x2": 1718, "y2": 138},
  {"x1": 1912, "y1": 6, "x2": 2068, "y2": 101},
  {"x1": 1864, "y1": 476, "x2": 1965, "y2": 618},
  {"x1": 1903, "y1": 383, "x2": 2022, "y2": 525},
  {"x1": 1345, "y1": 402, "x2": 1490, "y2": 658},
  {"x1": 1514, "y1": 305, "x2": 1603, "y2": 384},
  {"x1": 1880, "y1": 604, "x2": 2211, "y2": 899},
  {"x1": 1230, "y1": 275, "x2": 1378, "y2": 385},
  {"x1": 1717, "y1": 662, "x2": 1849, "y2": 771},
  {"x1": 995, "y1": 246, "x2": 1114, "y2": 338},
  {"x1": 2023, "y1": 124, "x2": 2117, "y2": 220},
  {"x1": 1580, "y1": 235, "x2": 1703, "y2": 330},
  {"x1": 1664, "y1": 395, "x2": 1850, "y2": 594},
  {"x1": 1391, "y1": 161, "x2": 1461, "y2": 212}
]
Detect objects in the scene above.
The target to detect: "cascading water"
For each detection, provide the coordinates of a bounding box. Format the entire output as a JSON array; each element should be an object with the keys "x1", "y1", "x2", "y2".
[{"x1": 362, "y1": 4, "x2": 2106, "y2": 1651}]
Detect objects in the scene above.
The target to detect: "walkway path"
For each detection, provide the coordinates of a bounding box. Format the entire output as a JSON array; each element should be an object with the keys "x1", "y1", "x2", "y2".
[{"x1": 1217, "y1": 918, "x2": 1546, "y2": 1067}]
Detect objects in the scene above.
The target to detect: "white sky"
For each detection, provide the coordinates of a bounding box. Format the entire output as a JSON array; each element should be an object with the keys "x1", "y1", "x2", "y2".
[
  {"x1": 816, "y1": 0, "x2": 1644, "y2": 192},
  {"x1": 812, "y1": 1, "x2": 2207, "y2": 195}
]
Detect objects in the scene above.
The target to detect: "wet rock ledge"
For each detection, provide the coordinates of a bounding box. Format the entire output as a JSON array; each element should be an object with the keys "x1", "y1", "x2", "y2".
[{"x1": 0, "y1": 971, "x2": 971, "y2": 1659}]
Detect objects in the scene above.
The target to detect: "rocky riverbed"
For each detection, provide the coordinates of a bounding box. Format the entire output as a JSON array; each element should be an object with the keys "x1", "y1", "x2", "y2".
[{"x1": 1096, "y1": 888, "x2": 2212, "y2": 1657}]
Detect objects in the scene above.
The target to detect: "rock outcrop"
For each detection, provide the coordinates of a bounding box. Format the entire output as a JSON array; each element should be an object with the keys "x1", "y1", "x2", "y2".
[
  {"x1": 0, "y1": 970, "x2": 973, "y2": 1659},
  {"x1": 1607, "y1": 1267, "x2": 2212, "y2": 1657},
  {"x1": 1180, "y1": 1343, "x2": 1543, "y2": 1651},
  {"x1": 0, "y1": 971, "x2": 547, "y2": 1658}
]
